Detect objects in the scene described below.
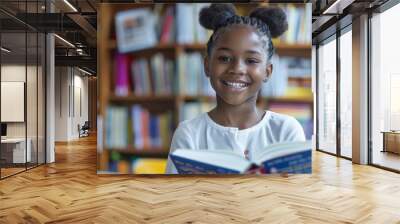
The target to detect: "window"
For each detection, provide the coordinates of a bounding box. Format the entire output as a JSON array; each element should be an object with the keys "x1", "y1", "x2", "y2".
[
  {"x1": 317, "y1": 36, "x2": 337, "y2": 154},
  {"x1": 371, "y1": 2, "x2": 400, "y2": 171},
  {"x1": 318, "y1": 36, "x2": 336, "y2": 153},
  {"x1": 339, "y1": 28, "x2": 352, "y2": 158}
]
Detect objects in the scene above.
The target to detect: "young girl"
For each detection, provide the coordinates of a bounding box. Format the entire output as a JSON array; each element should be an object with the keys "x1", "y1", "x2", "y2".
[{"x1": 165, "y1": 4, "x2": 305, "y2": 174}]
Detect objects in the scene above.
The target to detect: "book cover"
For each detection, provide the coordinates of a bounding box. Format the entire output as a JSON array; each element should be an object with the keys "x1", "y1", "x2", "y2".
[
  {"x1": 115, "y1": 8, "x2": 157, "y2": 53},
  {"x1": 170, "y1": 141, "x2": 312, "y2": 174}
]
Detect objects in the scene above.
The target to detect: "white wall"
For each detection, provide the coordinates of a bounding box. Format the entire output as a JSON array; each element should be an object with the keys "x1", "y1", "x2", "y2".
[
  {"x1": 55, "y1": 66, "x2": 89, "y2": 141},
  {"x1": 1, "y1": 65, "x2": 26, "y2": 81},
  {"x1": 55, "y1": 67, "x2": 69, "y2": 141}
]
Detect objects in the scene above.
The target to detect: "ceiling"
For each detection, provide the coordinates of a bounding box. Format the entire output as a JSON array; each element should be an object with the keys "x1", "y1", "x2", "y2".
[
  {"x1": 0, "y1": 0, "x2": 97, "y2": 74},
  {"x1": 5, "y1": 0, "x2": 392, "y2": 74},
  {"x1": 0, "y1": 0, "x2": 97, "y2": 14},
  {"x1": 312, "y1": 0, "x2": 390, "y2": 43}
]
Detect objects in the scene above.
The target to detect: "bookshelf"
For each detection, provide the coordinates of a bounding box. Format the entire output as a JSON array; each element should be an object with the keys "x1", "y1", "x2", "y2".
[{"x1": 98, "y1": 3, "x2": 313, "y2": 174}]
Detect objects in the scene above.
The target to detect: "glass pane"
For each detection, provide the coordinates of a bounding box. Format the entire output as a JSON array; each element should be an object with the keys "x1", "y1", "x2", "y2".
[
  {"x1": 38, "y1": 32, "x2": 45, "y2": 165},
  {"x1": 1, "y1": 30, "x2": 27, "y2": 177},
  {"x1": 371, "y1": 4, "x2": 400, "y2": 171},
  {"x1": 317, "y1": 37, "x2": 337, "y2": 154},
  {"x1": 27, "y1": 31, "x2": 38, "y2": 169},
  {"x1": 340, "y1": 29, "x2": 352, "y2": 158}
]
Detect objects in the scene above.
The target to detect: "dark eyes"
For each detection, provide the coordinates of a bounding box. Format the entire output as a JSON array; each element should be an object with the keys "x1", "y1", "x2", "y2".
[
  {"x1": 218, "y1": 56, "x2": 232, "y2": 63},
  {"x1": 217, "y1": 56, "x2": 260, "y2": 64},
  {"x1": 245, "y1": 58, "x2": 260, "y2": 64}
]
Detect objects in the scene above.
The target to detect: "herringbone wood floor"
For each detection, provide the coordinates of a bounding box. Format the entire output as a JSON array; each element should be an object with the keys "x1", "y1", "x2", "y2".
[{"x1": 1, "y1": 135, "x2": 400, "y2": 224}]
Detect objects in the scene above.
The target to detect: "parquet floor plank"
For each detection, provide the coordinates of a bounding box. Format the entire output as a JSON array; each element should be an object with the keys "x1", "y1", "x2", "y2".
[{"x1": 1, "y1": 135, "x2": 400, "y2": 223}]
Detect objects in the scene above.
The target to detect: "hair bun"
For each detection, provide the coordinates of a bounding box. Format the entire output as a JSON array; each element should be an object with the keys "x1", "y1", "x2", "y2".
[
  {"x1": 250, "y1": 7, "x2": 288, "y2": 38},
  {"x1": 199, "y1": 3, "x2": 236, "y2": 30}
]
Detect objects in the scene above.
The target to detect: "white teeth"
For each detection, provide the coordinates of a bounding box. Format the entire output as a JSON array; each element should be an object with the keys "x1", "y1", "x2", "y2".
[{"x1": 223, "y1": 81, "x2": 248, "y2": 89}]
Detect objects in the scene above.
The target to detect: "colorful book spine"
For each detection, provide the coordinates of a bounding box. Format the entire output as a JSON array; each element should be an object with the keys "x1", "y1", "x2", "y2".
[
  {"x1": 105, "y1": 106, "x2": 129, "y2": 149},
  {"x1": 160, "y1": 6, "x2": 174, "y2": 44},
  {"x1": 114, "y1": 53, "x2": 130, "y2": 96},
  {"x1": 132, "y1": 105, "x2": 143, "y2": 149},
  {"x1": 279, "y1": 5, "x2": 312, "y2": 44}
]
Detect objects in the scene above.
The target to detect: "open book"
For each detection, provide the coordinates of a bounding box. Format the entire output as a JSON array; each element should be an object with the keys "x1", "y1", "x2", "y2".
[{"x1": 170, "y1": 141, "x2": 312, "y2": 174}]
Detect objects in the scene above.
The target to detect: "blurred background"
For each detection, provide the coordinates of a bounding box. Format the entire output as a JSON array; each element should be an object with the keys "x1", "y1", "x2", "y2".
[{"x1": 97, "y1": 3, "x2": 312, "y2": 174}]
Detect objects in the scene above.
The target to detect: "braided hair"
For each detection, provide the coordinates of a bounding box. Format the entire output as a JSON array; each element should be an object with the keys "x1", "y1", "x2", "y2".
[{"x1": 199, "y1": 4, "x2": 288, "y2": 61}]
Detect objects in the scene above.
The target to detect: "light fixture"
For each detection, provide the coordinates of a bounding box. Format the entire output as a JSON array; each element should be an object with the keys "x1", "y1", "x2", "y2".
[
  {"x1": 63, "y1": 0, "x2": 78, "y2": 12},
  {"x1": 322, "y1": 0, "x2": 355, "y2": 15},
  {"x1": 54, "y1": 34, "x2": 75, "y2": 48},
  {"x1": 78, "y1": 67, "x2": 93, "y2": 76},
  {"x1": 76, "y1": 48, "x2": 87, "y2": 56},
  {"x1": 1, "y1": 47, "x2": 11, "y2": 53}
]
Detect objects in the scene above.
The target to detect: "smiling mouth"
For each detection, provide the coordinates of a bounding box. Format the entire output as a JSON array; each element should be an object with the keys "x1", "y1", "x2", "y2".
[{"x1": 221, "y1": 80, "x2": 250, "y2": 90}]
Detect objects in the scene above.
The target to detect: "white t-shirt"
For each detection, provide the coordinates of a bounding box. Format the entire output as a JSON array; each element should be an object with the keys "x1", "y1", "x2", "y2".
[{"x1": 165, "y1": 111, "x2": 306, "y2": 174}]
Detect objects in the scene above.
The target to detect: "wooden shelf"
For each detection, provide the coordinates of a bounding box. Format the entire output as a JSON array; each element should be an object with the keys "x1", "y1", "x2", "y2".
[
  {"x1": 108, "y1": 40, "x2": 310, "y2": 57},
  {"x1": 288, "y1": 76, "x2": 311, "y2": 81},
  {"x1": 265, "y1": 96, "x2": 313, "y2": 103},
  {"x1": 179, "y1": 95, "x2": 216, "y2": 101},
  {"x1": 108, "y1": 40, "x2": 205, "y2": 51},
  {"x1": 276, "y1": 43, "x2": 311, "y2": 50},
  {"x1": 275, "y1": 43, "x2": 311, "y2": 57},
  {"x1": 109, "y1": 94, "x2": 312, "y2": 104},
  {"x1": 109, "y1": 94, "x2": 216, "y2": 103},
  {"x1": 288, "y1": 77, "x2": 312, "y2": 87},
  {"x1": 107, "y1": 147, "x2": 169, "y2": 158},
  {"x1": 109, "y1": 94, "x2": 176, "y2": 103}
]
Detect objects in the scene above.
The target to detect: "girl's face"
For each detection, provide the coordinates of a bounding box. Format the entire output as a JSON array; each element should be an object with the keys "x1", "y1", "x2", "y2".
[{"x1": 205, "y1": 25, "x2": 272, "y2": 106}]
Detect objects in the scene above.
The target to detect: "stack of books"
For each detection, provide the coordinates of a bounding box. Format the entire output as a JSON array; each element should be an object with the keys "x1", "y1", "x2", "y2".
[{"x1": 105, "y1": 105, "x2": 173, "y2": 150}]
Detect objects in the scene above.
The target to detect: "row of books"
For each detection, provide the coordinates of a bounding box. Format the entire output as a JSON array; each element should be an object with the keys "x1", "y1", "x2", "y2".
[
  {"x1": 105, "y1": 105, "x2": 173, "y2": 149},
  {"x1": 115, "y1": 4, "x2": 211, "y2": 53},
  {"x1": 114, "y1": 52, "x2": 215, "y2": 97},
  {"x1": 134, "y1": 54, "x2": 174, "y2": 95},
  {"x1": 157, "y1": 4, "x2": 211, "y2": 45},
  {"x1": 108, "y1": 151, "x2": 167, "y2": 174},
  {"x1": 279, "y1": 4, "x2": 312, "y2": 44},
  {"x1": 261, "y1": 55, "x2": 311, "y2": 97},
  {"x1": 285, "y1": 57, "x2": 311, "y2": 78},
  {"x1": 115, "y1": 53, "x2": 311, "y2": 98},
  {"x1": 115, "y1": 4, "x2": 311, "y2": 54},
  {"x1": 176, "y1": 53, "x2": 214, "y2": 96}
]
